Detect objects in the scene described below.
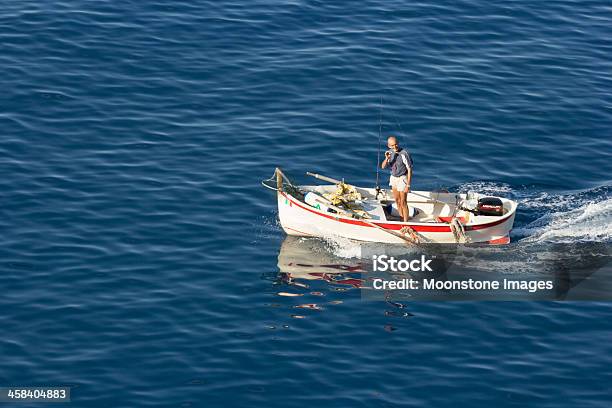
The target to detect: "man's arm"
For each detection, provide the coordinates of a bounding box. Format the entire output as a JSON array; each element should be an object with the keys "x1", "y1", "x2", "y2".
[
  {"x1": 401, "y1": 152, "x2": 412, "y2": 192},
  {"x1": 405, "y1": 168, "x2": 412, "y2": 192}
]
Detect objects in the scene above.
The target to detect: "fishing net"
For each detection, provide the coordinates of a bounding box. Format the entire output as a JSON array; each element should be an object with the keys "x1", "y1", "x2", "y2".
[{"x1": 323, "y1": 182, "x2": 371, "y2": 219}]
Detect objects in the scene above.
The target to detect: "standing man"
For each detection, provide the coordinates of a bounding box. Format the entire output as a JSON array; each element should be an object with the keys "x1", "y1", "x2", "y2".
[{"x1": 381, "y1": 136, "x2": 413, "y2": 221}]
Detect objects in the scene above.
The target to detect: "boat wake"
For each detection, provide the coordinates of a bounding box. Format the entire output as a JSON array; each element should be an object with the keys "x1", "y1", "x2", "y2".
[{"x1": 514, "y1": 189, "x2": 612, "y2": 244}]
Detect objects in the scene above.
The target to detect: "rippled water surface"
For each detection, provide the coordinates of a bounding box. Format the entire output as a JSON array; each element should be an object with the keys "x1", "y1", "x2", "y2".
[{"x1": 1, "y1": 1, "x2": 611, "y2": 407}]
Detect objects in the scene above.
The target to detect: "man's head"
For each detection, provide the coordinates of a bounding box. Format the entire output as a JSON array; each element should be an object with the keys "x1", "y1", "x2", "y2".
[{"x1": 387, "y1": 136, "x2": 400, "y2": 152}]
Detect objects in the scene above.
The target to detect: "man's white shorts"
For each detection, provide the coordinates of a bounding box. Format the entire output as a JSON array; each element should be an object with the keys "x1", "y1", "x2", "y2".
[{"x1": 389, "y1": 175, "x2": 408, "y2": 191}]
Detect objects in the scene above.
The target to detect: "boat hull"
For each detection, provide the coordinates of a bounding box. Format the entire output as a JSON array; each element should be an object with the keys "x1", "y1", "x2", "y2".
[{"x1": 277, "y1": 191, "x2": 515, "y2": 244}]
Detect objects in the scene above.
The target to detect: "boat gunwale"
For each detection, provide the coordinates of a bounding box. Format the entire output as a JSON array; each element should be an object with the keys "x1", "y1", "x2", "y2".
[{"x1": 279, "y1": 190, "x2": 517, "y2": 232}]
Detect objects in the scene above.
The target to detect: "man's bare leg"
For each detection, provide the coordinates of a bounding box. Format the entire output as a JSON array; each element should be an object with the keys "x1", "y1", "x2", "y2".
[
  {"x1": 398, "y1": 191, "x2": 409, "y2": 222},
  {"x1": 392, "y1": 188, "x2": 405, "y2": 220}
]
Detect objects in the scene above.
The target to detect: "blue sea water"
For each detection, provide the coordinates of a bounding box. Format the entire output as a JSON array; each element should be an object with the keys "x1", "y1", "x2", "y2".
[{"x1": 1, "y1": 0, "x2": 611, "y2": 406}]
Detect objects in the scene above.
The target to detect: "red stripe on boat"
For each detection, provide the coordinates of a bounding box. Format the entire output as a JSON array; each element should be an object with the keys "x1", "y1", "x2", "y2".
[
  {"x1": 488, "y1": 236, "x2": 511, "y2": 245},
  {"x1": 437, "y1": 216, "x2": 468, "y2": 224}
]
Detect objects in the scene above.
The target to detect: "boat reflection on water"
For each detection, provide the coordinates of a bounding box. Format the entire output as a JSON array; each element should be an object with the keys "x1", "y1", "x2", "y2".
[
  {"x1": 273, "y1": 236, "x2": 454, "y2": 313},
  {"x1": 276, "y1": 236, "x2": 367, "y2": 291},
  {"x1": 274, "y1": 236, "x2": 612, "y2": 303}
]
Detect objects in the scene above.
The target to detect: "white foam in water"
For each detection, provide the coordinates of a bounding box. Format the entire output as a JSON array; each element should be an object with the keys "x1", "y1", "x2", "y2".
[
  {"x1": 457, "y1": 181, "x2": 513, "y2": 196},
  {"x1": 517, "y1": 197, "x2": 612, "y2": 243},
  {"x1": 322, "y1": 234, "x2": 364, "y2": 259},
  {"x1": 516, "y1": 191, "x2": 576, "y2": 211},
  {"x1": 322, "y1": 234, "x2": 420, "y2": 259}
]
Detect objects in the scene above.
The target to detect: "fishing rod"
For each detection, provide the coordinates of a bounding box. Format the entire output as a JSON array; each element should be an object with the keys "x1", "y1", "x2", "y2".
[{"x1": 375, "y1": 96, "x2": 383, "y2": 199}]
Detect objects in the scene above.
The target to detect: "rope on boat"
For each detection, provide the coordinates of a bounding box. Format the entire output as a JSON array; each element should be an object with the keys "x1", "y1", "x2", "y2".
[
  {"x1": 261, "y1": 173, "x2": 279, "y2": 191},
  {"x1": 261, "y1": 168, "x2": 303, "y2": 198},
  {"x1": 399, "y1": 225, "x2": 420, "y2": 244},
  {"x1": 449, "y1": 217, "x2": 470, "y2": 244},
  {"x1": 322, "y1": 182, "x2": 373, "y2": 219}
]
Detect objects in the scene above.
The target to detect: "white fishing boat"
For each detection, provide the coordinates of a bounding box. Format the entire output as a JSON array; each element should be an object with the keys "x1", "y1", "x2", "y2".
[{"x1": 263, "y1": 168, "x2": 517, "y2": 245}]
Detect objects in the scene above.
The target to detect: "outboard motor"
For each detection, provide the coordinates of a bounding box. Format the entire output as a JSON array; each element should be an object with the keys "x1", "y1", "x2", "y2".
[{"x1": 477, "y1": 197, "x2": 504, "y2": 216}]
